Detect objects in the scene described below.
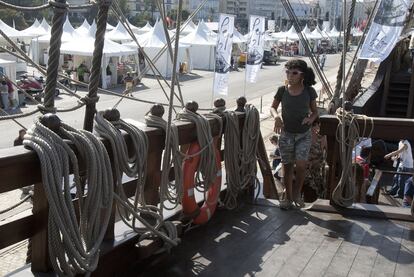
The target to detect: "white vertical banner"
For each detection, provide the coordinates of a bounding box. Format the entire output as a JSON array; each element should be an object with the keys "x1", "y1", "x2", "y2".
[
  {"x1": 246, "y1": 16, "x2": 265, "y2": 83},
  {"x1": 213, "y1": 14, "x2": 235, "y2": 96},
  {"x1": 359, "y1": 0, "x2": 412, "y2": 63}
]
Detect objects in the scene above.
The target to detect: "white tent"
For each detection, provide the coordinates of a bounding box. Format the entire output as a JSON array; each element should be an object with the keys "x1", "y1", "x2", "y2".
[
  {"x1": 328, "y1": 26, "x2": 341, "y2": 38},
  {"x1": 60, "y1": 24, "x2": 137, "y2": 89},
  {"x1": 20, "y1": 19, "x2": 40, "y2": 34},
  {"x1": 0, "y1": 19, "x2": 33, "y2": 40},
  {"x1": 181, "y1": 23, "x2": 216, "y2": 70},
  {"x1": 40, "y1": 18, "x2": 51, "y2": 33},
  {"x1": 106, "y1": 22, "x2": 115, "y2": 31},
  {"x1": 75, "y1": 19, "x2": 91, "y2": 37},
  {"x1": 311, "y1": 26, "x2": 325, "y2": 40},
  {"x1": 106, "y1": 22, "x2": 133, "y2": 42},
  {"x1": 137, "y1": 21, "x2": 152, "y2": 35},
  {"x1": 141, "y1": 20, "x2": 189, "y2": 78},
  {"x1": 126, "y1": 19, "x2": 140, "y2": 33},
  {"x1": 31, "y1": 17, "x2": 75, "y2": 65}
]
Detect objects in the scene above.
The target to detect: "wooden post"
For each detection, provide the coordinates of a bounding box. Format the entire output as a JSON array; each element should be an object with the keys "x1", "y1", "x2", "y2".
[
  {"x1": 31, "y1": 182, "x2": 52, "y2": 272},
  {"x1": 257, "y1": 132, "x2": 279, "y2": 199},
  {"x1": 144, "y1": 150, "x2": 162, "y2": 205}
]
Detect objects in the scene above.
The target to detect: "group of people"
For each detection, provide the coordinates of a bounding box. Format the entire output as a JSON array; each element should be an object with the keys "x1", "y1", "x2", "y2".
[{"x1": 0, "y1": 75, "x2": 15, "y2": 110}]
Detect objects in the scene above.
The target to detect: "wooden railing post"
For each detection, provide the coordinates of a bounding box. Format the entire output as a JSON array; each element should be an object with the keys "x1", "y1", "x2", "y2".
[{"x1": 31, "y1": 182, "x2": 52, "y2": 272}]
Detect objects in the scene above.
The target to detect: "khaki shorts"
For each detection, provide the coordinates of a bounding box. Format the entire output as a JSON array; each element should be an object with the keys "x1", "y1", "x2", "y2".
[{"x1": 279, "y1": 129, "x2": 311, "y2": 164}]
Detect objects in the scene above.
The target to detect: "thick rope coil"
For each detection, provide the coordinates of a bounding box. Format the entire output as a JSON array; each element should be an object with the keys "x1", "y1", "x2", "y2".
[
  {"x1": 240, "y1": 104, "x2": 261, "y2": 192},
  {"x1": 176, "y1": 108, "x2": 221, "y2": 192},
  {"x1": 222, "y1": 111, "x2": 242, "y2": 210},
  {"x1": 332, "y1": 108, "x2": 374, "y2": 207},
  {"x1": 23, "y1": 119, "x2": 113, "y2": 276},
  {"x1": 94, "y1": 112, "x2": 179, "y2": 246},
  {"x1": 145, "y1": 113, "x2": 183, "y2": 210}
]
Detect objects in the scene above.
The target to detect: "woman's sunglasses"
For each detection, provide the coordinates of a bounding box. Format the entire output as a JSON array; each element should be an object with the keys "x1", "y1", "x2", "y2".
[{"x1": 285, "y1": 70, "x2": 303, "y2": 75}]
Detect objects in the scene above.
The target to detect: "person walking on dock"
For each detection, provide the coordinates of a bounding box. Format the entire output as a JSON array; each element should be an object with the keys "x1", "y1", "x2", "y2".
[
  {"x1": 271, "y1": 59, "x2": 318, "y2": 210},
  {"x1": 384, "y1": 139, "x2": 413, "y2": 198}
]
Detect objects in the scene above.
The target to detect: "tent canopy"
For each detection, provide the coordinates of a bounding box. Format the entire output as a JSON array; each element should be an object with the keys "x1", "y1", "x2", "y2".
[
  {"x1": 106, "y1": 22, "x2": 133, "y2": 41},
  {"x1": 37, "y1": 17, "x2": 75, "y2": 43},
  {"x1": 0, "y1": 19, "x2": 33, "y2": 39},
  {"x1": 181, "y1": 23, "x2": 216, "y2": 46},
  {"x1": 75, "y1": 19, "x2": 90, "y2": 37}
]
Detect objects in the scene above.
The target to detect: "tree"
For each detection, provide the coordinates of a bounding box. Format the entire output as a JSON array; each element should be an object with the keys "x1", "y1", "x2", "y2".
[{"x1": 0, "y1": 8, "x2": 27, "y2": 30}]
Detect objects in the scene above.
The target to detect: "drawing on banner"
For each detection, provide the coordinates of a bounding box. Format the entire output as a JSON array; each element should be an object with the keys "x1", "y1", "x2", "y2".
[
  {"x1": 246, "y1": 16, "x2": 265, "y2": 83},
  {"x1": 374, "y1": 0, "x2": 407, "y2": 27},
  {"x1": 213, "y1": 14, "x2": 235, "y2": 96}
]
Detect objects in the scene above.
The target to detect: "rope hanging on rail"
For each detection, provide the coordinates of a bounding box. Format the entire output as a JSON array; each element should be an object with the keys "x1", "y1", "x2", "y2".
[
  {"x1": 145, "y1": 104, "x2": 184, "y2": 210},
  {"x1": 176, "y1": 101, "x2": 222, "y2": 192},
  {"x1": 23, "y1": 114, "x2": 113, "y2": 277},
  {"x1": 331, "y1": 107, "x2": 374, "y2": 207},
  {"x1": 94, "y1": 109, "x2": 179, "y2": 247}
]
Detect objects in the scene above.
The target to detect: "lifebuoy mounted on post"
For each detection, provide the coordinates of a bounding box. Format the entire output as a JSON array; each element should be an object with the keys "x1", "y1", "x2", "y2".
[{"x1": 182, "y1": 141, "x2": 222, "y2": 225}]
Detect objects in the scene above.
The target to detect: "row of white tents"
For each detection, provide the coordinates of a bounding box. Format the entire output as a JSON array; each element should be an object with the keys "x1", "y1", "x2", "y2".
[{"x1": 1, "y1": 16, "x2": 364, "y2": 88}]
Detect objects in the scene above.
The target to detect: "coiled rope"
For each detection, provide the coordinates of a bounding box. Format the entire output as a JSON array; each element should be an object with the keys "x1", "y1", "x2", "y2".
[
  {"x1": 145, "y1": 106, "x2": 183, "y2": 210},
  {"x1": 240, "y1": 104, "x2": 261, "y2": 192},
  {"x1": 222, "y1": 110, "x2": 242, "y2": 209},
  {"x1": 23, "y1": 116, "x2": 113, "y2": 276},
  {"x1": 94, "y1": 110, "x2": 179, "y2": 246},
  {"x1": 176, "y1": 103, "x2": 222, "y2": 192},
  {"x1": 332, "y1": 108, "x2": 374, "y2": 207}
]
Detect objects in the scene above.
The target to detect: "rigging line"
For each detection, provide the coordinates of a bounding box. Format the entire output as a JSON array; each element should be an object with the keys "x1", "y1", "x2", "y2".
[
  {"x1": 109, "y1": 3, "x2": 181, "y2": 109},
  {"x1": 343, "y1": 0, "x2": 380, "y2": 91},
  {"x1": 154, "y1": 0, "x2": 185, "y2": 107},
  {"x1": 0, "y1": 0, "x2": 50, "y2": 11},
  {"x1": 281, "y1": 0, "x2": 333, "y2": 98},
  {"x1": 159, "y1": 0, "x2": 184, "y2": 215},
  {"x1": 282, "y1": 0, "x2": 332, "y2": 96},
  {"x1": 284, "y1": 0, "x2": 332, "y2": 93},
  {"x1": 110, "y1": 0, "x2": 209, "y2": 109},
  {"x1": 123, "y1": 0, "x2": 208, "y2": 80},
  {"x1": 0, "y1": 108, "x2": 28, "y2": 130},
  {"x1": 0, "y1": 0, "x2": 97, "y2": 11},
  {"x1": 341, "y1": 0, "x2": 347, "y2": 161},
  {"x1": 0, "y1": 29, "x2": 81, "y2": 100}
]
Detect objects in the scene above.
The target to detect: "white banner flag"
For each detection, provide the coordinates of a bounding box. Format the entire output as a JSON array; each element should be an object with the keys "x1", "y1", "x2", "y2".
[
  {"x1": 213, "y1": 14, "x2": 235, "y2": 96},
  {"x1": 359, "y1": 0, "x2": 412, "y2": 63},
  {"x1": 246, "y1": 16, "x2": 265, "y2": 83}
]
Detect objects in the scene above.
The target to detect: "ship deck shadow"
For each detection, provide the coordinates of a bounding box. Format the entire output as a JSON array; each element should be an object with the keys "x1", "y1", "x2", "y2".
[{"x1": 124, "y1": 198, "x2": 414, "y2": 277}]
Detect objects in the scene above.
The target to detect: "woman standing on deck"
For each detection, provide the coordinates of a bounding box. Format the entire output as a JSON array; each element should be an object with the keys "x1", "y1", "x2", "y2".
[{"x1": 271, "y1": 59, "x2": 318, "y2": 209}]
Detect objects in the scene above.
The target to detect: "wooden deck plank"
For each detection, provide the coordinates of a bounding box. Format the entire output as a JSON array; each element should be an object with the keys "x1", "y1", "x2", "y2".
[
  {"x1": 369, "y1": 221, "x2": 406, "y2": 277},
  {"x1": 318, "y1": 216, "x2": 370, "y2": 277},
  {"x1": 346, "y1": 220, "x2": 391, "y2": 277},
  {"x1": 253, "y1": 213, "x2": 324, "y2": 276},
  {"x1": 227, "y1": 211, "x2": 308, "y2": 276},
  {"x1": 394, "y1": 221, "x2": 414, "y2": 277}
]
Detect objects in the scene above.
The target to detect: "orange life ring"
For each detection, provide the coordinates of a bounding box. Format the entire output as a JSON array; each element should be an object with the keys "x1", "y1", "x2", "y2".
[{"x1": 182, "y1": 142, "x2": 222, "y2": 225}]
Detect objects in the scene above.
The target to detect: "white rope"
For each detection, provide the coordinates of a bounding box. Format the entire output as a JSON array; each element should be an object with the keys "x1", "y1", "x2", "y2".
[
  {"x1": 23, "y1": 120, "x2": 113, "y2": 277},
  {"x1": 94, "y1": 112, "x2": 179, "y2": 246},
  {"x1": 332, "y1": 108, "x2": 374, "y2": 207},
  {"x1": 176, "y1": 108, "x2": 222, "y2": 192},
  {"x1": 222, "y1": 111, "x2": 242, "y2": 209},
  {"x1": 240, "y1": 105, "x2": 261, "y2": 191},
  {"x1": 145, "y1": 113, "x2": 183, "y2": 211}
]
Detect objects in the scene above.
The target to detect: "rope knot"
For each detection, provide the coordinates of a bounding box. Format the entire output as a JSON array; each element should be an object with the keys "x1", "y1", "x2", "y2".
[
  {"x1": 48, "y1": 0, "x2": 69, "y2": 11},
  {"x1": 37, "y1": 104, "x2": 57, "y2": 115},
  {"x1": 80, "y1": 95, "x2": 100, "y2": 105}
]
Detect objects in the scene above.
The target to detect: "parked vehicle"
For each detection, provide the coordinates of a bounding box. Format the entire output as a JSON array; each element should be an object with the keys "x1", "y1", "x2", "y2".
[
  {"x1": 263, "y1": 49, "x2": 280, "y2": 65},
  {"x1": 17, "y1": 74, "x2": 59, "y2": 102}
]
